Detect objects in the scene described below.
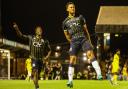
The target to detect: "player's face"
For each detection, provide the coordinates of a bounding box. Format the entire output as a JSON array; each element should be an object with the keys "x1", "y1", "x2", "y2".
[
  {"x1": 35, "y1": 26, "x2": 43, "y2": 36},
  {"x1": 67, "y1": 4, "x2": 75, "y2": 14}
]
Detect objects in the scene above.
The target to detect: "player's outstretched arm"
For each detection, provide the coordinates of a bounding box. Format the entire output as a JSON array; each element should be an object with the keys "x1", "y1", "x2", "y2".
[
  {"x1": 12, "y1": 22, "x2": 29, "y2": 39},
  {"x1": 12, "y1": 22, "x2": 23, "y2": 37}
]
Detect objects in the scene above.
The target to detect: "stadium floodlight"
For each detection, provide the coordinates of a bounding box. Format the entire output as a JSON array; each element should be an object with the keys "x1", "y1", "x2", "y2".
[
  {"x1": 55, "y1": 52, "x2": 60, "y2": 58},
  {"x1": 83, "y1": 53, "x2": 86, "y2": 56},
  {"x1": 115, "y1": 34, "x2": 119, "y2": 37},
  {"x1": 56, "y1": 46, "x2": 61, "y2": 51},
  {"x1": 83, "y1": 56, "x2": 87, "y2": 61},
  {"x1": 97, "y1": 44, "x2": 101, "y2": 49},
  {"x1": 82, "y1": 52, "x2": 87, "y2": 61},
  {"x1": 106, "y1": 35, "x2": 110, "y2": 40},
  {"x1": 104, "y1": 33, "x2": 110, "y2": 40},
  {"x1": 97, "y1": 46, "x2": 99, "y2": 49}
]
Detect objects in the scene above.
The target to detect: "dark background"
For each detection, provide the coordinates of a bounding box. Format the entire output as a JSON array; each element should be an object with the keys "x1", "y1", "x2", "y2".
[{"x1": 1, "y1": 0, "x2": 128, "y2": 44}]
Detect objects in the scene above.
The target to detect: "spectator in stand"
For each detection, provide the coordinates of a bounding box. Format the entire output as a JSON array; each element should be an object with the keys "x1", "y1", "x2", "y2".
[
  {"x1": 122, "y1": 63, "x2": 128, "y2": 81},
  {"x1": 55, "y1": 62, "x2": 62, "y2": 80}
]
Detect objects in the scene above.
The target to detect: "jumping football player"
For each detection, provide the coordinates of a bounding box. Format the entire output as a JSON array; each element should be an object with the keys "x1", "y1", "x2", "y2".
[{"x1": 62, "y1": 2, "x2": 102, "y2": 88}]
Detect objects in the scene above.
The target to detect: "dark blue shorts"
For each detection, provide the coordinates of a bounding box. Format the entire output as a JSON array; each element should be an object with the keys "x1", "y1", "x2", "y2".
[
  {"x1": 32, "y1": 59, "x2": 43, "y2": 73},
  {"x1": 69, "y1": 37, "x2": 93, "y2": 55}
]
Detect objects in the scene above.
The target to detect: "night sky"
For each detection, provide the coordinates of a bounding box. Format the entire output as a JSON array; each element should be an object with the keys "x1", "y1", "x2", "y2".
[{"x1": 1, "y1": 0, "x2": 128, "y2": 44}]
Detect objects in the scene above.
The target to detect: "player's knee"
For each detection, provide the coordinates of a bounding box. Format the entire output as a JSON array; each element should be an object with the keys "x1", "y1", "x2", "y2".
[
  {"x1": 87, "y1": 50, "x2": 95, "y2": 59},
  {"x1": 70, "y1": 56, "x2": 76, "y2": 63},
  {"x1": 69, "y1": 56, "x2": 76, "y2": 66}
]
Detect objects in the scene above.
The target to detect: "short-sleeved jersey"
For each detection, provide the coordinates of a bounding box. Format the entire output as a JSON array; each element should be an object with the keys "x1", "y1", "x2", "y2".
[
  {"x1": 112, "y1": 54, "x2": 119, "y2": 68},
  {"x1": 122, "y1": 66, "x2": 127, "y2": 76},
  {"x1": 25, "y1": 58, "x2": 32, "y2": 71},
  {"x1": 113, "y1": 54, "x2": 119, "y2": 64},
  {"x1": 22, "y1": 35, "x2": 51, "y2": 60},
  {"x1": 62, "y1": 15, "x2": 86, "y2": 41}
]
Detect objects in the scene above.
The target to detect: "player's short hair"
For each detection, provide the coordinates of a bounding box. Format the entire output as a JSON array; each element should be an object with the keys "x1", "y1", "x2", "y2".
[
  {"x1": 35, "y1": 26, "x2": 42, "y2": 31},
  {"x1": 66, "y1": 2, "x2": 75, "y2": 10}
]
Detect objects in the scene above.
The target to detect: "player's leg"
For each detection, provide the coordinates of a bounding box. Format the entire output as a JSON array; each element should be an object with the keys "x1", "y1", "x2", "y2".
[
  {"x1": 32, "y1": 69, "x2": 39, "y2": 89},
  {"x1": 36, "y1": 60, "x2": 43, "y2": 89},
  {"x1": 82, "y1": 40, "x2": 102, "y2": 80},
  {"x1": 67, "y1": 55, "x2": 76, "y2": 88},
  {"x1": 67, "y1": 42, "x2": 79, "y2": 88},
  {"x1": 113, "y1": 73, "x2": 118, "y2": 85},
  {"x1": 26, "y1": 70, "x2": 29, "y2": 81},
  {"x1": 111, "y1": 66, "x2": 119, "y2": 85},
  {"x1": 27, "y1": 70, "x2": 31, "y2": 81},
  {"x1": 32, "y1": 60, "x2": 39, "y2": 89},
  {"x1": 58, "y1": 71, "x2": 61, "y2": 80},
  {"x1": 86, "y1": 50, "x2": 102, "y2": 79},
  {"x1": 111, "y1": 73, "x2": 118, "y2": 85}
]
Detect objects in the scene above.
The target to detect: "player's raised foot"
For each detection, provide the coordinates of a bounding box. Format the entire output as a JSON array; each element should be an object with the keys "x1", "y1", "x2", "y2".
[
  {"x1": 97, "y1": 75, "x2": 103, "y2": 80},
  {"x1": 67, "y1": 81, "x2": 73, "y2": 88}
]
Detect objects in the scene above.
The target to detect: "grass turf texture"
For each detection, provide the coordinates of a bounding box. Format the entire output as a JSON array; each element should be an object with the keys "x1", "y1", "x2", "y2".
[{"x1": 0, "y1": 80, "x2": 128, "y2": 89}]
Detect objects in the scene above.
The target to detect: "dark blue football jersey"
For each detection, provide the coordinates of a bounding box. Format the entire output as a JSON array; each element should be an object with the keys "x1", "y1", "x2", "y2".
[{"x1": 63, "y1": 15, "x2": 87, "y2": 41}]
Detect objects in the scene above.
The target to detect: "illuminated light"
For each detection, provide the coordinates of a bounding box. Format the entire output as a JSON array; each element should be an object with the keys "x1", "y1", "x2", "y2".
[
  {"x1": 0, "y1": 50, "x2": 3, "y2": 53},
  {"x1": 115, "y1": 34, "x2": 119, "y2": 37},
  {"x1": 104, "y1": 33, "x2": 109, "y2": 36},
  {"x1": 97, "y1": 46, "x2": 99, "y2": 49},
  {"x1": 106, "y1": 35, "x2": 110, "y2": 40},
  {"x1": 87, "y1": 65, "x2": 91, "y2": 69},
  {"x1": 104, "y1": 33, "x2": 110, "y2": 40},
  {"x1": 83, "y1": 53, "x2": 86, "y2": 56},
  {"x1": 56, "y1": 46, "x2": 61, "y2": 51},
  {"x1": 55, "y1": 52, "x2": 60, "y2": 58},
  {"x1": 6, "y1": 53, "x2": 9, "y2": 57},
  {"x1": 104, "y1": 33, "x2": 107, "y2": 37},
  {"x1": 83, "y1": 56, "x2": 87, "y2": 61}
]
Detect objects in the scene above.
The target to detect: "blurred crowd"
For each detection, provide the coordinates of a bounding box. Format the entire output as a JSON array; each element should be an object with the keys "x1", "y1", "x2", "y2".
[{"x1": 17, "y1": 51, "x2": 128, "y2": 81}]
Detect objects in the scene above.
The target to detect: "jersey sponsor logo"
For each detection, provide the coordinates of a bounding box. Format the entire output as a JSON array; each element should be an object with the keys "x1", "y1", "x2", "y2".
[
  {"x1": 67, "y1": 18, "x2": 81, "y2": 28},
  {"x1": 69, "y1": 21, "x2": 80, "y2": 28},
  {"x1": 33, "y1": 42, "x2": 42, "y2": 47},
  {"x1": 32, "y1": 38, "x2": 44, "y2": 47}
]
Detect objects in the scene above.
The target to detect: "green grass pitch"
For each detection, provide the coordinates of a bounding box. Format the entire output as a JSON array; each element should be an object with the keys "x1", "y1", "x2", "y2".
[{"x1": 0, "y1": 80, "x2": 128, "y2": 89}]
